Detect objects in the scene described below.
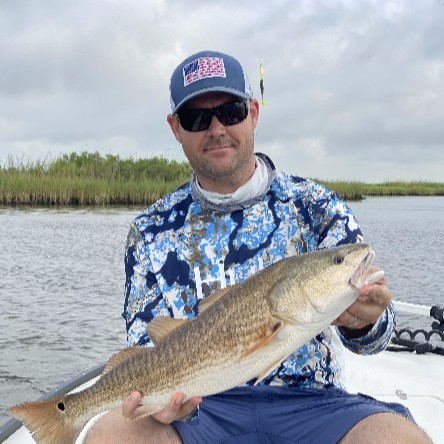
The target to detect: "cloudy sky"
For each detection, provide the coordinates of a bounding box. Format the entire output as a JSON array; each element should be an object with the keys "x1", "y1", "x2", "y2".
[{"x1": 1, "y1": 0, "x2": 444, "y2": 182}]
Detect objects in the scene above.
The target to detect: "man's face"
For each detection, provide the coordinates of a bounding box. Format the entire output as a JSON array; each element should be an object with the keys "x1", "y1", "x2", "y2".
[{"x1": 167, "y1": 92, "x2": 260, "y2": 194}]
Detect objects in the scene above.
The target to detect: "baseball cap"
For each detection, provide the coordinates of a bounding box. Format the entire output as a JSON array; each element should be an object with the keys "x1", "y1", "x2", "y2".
[{"x1": 169, "y1": 50, "x2": 252, "y2": 114}]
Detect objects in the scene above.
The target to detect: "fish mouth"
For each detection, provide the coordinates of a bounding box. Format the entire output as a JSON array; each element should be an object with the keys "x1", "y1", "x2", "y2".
[{"x1": 349, "y1": 248, "x2": 377, "y2": 289}]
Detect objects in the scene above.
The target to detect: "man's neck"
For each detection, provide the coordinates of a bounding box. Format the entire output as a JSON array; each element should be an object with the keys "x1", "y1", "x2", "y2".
[{"x1": 196, "y1": 160, "x2": 256, "y2": 195}]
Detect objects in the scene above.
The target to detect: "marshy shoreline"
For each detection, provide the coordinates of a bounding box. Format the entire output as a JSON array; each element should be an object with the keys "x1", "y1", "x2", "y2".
[{"x1": 1, "y1": 151, "x2": 443, "y2": 205}]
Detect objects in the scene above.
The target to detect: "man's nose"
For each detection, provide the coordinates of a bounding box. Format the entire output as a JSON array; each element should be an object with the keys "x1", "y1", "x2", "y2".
[{"x1": 206, "y1": 114, "x2": 227, "y2": 136}]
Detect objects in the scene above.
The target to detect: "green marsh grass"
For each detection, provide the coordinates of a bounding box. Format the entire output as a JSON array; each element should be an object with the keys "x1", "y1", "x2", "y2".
[
  {"x1": 1, "y1": 152, "x2": 443, "y2": 205},
  {"x1": 0, "y1": 152, "x2": 192, "y2": 206},
  {"x1": 319, "y1": 180, "x2": 444, "y2": 200}
]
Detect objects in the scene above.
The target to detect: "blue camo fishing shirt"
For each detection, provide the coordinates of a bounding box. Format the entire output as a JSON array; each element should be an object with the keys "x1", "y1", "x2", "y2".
[{"x1": 123, "y1": 155, "x2": 395, "y2": 389}]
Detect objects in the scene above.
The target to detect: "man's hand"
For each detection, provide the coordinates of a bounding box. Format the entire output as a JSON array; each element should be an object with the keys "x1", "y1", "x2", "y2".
[
  {"x1": 121, "y1": 391, "x2": 202, "y2": 424},
  {"x1": 332, "y1": 266, "x2": 391, "y2": 333}
]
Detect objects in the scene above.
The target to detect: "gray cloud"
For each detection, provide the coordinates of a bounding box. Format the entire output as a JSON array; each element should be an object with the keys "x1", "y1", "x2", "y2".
[{"x1": 1, "y1": 0, "x2": 443, "y2": 181}]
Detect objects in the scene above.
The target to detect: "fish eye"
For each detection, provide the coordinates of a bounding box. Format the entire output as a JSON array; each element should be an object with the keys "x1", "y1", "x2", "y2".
[
  {"x1": 57, "y1": 402, "x2": 65, "y2": 411},
  {"x1": 333, "y1": 255, "x2": 344, "y2": 265}
]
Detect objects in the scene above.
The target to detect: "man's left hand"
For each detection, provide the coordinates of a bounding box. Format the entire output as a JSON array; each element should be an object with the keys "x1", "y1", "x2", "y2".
[{"x1": 332, "y1": 266, "x2": 391, "y2": 332}]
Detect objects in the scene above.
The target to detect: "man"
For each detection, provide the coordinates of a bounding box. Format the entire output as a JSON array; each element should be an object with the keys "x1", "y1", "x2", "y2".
[{"x1": 84, "y1": 50, "x2": 432, "y2": 444}]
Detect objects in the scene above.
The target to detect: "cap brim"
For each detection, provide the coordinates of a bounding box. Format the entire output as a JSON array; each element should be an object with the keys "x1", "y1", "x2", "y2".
[{"x1": 172, "y1": 87, "x2": 251, "y2": 114}]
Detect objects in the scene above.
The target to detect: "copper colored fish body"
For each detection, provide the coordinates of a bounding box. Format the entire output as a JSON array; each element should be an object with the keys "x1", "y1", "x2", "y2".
[{"x1": 8, "y1": 243, "x2": 378, "y2": 444}]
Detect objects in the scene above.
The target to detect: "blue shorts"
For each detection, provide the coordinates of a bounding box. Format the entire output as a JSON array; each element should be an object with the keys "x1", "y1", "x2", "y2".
[{"x1": 173, "y1": 386, "x2": 413, "y2": 444}]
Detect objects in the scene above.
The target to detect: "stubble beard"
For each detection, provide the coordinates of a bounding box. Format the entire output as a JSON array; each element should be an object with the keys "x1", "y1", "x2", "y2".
[{"x1": 192, "y1": 134, "x2": 255, "y2": 191}]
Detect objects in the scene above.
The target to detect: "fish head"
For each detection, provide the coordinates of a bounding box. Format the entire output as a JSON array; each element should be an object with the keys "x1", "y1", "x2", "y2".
[{"x1": 267, "y1": 243, "x2": 375, "y2": 327}]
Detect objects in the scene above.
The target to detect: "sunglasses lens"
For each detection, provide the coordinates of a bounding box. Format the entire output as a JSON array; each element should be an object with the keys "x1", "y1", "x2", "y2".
[
  {"x1": 177, "y1": 108, "x2": 212, "y2": 132},
  {"x1": 217, "y1": 101, "x2": 248, "y2": 127},
  {"x1": 178, "y1": 100, "x2": 249, "y2": 132}
]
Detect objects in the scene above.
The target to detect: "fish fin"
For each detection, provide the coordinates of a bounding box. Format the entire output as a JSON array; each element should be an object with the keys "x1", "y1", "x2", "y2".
[
  {"x1": 147, "y1": 318, "x2": 188, "y2": 344},
  {"x1": 240, "y1": 322, "x2": 283, "y2": 359},
  {"x1": 128, "y1": 404, "x2": 164, "y2": 420},
  {"x1": 7, "y1": 397, "x2": 89, "y2": 444},
  {"x1": 102, "y1": 347, "x2": 148, "y2": 375},
  {"x1": 198, "y1": 287, "x2": 232, "y2": 313},
  {"x1": 254, "y1": 356, "x2": 286, "y2": 385}
]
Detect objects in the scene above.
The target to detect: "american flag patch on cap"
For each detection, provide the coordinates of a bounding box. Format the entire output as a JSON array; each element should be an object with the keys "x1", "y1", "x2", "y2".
[{"x1": 183, "y1": 57, "x2": 226, "y2": 87}]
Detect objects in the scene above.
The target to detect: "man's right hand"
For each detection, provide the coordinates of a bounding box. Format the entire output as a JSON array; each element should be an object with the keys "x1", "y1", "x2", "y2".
[{"x1": 121, "y1": 391, "x2": 202, "y2": 424}]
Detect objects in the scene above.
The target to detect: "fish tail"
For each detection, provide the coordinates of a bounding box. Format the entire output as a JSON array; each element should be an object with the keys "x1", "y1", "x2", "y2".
[{"x1": 7, "y1": 397, "x2": 90, "y2": 444}]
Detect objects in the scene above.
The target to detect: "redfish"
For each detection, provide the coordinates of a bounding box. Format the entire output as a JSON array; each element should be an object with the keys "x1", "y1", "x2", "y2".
[{"x1": 8, "y1": 243, "x2": 380, "y2": 444}]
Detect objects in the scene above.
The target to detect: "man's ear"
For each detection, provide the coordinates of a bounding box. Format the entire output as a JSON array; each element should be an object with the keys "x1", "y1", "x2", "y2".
[
  {"x1": 167, "y1": 114, "x2": 182, "y2": 143},
  {"x1": 249, "y1": 99, "x2": 260, "y2": 130}
]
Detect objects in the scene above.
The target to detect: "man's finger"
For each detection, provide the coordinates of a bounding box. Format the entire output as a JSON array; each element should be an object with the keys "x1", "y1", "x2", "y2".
[
  {"x1": 153, "y1": 393, "x2": 186, "y2": 424},
  {"x1": 122, "y1": 392, "x2": 142, "y2": 418},
  {"x1": 178, "y1": 397, "x2": 202, "y2": 419}
]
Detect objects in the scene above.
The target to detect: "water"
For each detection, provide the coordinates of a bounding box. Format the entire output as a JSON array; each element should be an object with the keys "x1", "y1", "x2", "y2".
[
  {"x1": 0, "y1": 197, "x2": 443, "y2": 427},
  {"x1": 0, "y1": 206, "x2": 141, "y2": 427},
  {"x1": 349, "y1": 196, "x2": 444, "y2": 317}
]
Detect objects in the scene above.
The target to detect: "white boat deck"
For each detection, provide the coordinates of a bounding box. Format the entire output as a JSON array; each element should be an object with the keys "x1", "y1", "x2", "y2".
[{"x1": 344, "y1": 349, "x2": 443, "y2": 443}]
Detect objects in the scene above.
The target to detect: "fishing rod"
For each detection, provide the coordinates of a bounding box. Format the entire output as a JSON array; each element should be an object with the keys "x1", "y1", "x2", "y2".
[
  {"x1": 393, "y1": 300, "x2": 443, "y2": 331},
  {"x1": 393, "y1": 301, "x2": 435, "y2": 317},
  {"x1": 393, "y1": 301, "x2": 444, "y2": 323}
]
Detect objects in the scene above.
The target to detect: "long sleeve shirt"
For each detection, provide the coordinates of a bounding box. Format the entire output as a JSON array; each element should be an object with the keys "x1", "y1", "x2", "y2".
[{"x1": 122, "y1": 155, "x2": 395, "y2": 389}]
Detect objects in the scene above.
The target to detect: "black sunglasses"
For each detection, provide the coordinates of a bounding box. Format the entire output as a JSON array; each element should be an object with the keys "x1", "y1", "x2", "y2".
[{"x1": 177, "y1": 100, "x2": 249, "y2": 132}]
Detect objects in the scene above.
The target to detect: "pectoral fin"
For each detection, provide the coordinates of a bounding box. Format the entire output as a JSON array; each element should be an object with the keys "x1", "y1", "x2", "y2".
[
  {"x1": 126, "y1": 404, "x2": 164, "y2": 421},
  {"x1": 240, "y1": 322, "x2": 284, "y2": 359}
]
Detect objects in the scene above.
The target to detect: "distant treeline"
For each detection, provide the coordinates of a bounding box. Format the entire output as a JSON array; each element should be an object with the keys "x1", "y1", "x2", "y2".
[{"x1": 1, "y1": 151, "x2": 443, "y2": 205}]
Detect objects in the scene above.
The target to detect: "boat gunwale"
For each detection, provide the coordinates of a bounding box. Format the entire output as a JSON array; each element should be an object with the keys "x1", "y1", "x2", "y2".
[{"x1": 0, "y1": 363, "x2": 105, "y2": 443}]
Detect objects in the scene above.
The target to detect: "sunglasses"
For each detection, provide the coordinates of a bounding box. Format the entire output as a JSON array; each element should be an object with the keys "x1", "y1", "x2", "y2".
[{"x1": 177, "y1": 100, "x2": 249, "y2": 132}]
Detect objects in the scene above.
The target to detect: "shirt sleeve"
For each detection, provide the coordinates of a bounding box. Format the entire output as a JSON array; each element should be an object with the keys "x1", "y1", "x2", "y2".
[
  {"x1": 122, "y1": 223, "x2": 170, "y2": 347},
  {"x1": 336, "y1": 304, "x2": 396, "y2": 354},
  {"x1": 314, "y1": 185, "x2": 395, "y2": 355}
]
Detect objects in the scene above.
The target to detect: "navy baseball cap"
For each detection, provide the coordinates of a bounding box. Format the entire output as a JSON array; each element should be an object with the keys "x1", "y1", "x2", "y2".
[{"x1": 169, "y1": 50, "x2": 252, "y2": 114}]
